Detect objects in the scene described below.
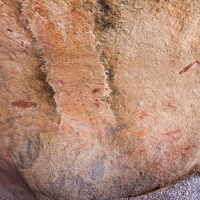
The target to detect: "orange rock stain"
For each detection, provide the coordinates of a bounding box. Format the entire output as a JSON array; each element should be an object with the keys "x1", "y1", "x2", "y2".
[
  {"x1": 139, "y1": 111, "x2": 149, "y2": 119},
  {"x1": 132, "y1": 131, "x2": 148, "y2": 137},
  {"x1": 162, "y1": 129, "x2": 182, "y2": 139}
]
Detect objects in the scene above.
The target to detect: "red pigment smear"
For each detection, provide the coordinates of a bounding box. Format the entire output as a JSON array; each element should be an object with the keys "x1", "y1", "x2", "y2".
[
  {"x1": 156, "y1": 8, "x2": 160, "y2": 12},
  {"x1": 7, "y1": 29, "x2": 13, "y2": 32},
  {"x1": 140, "y1": 111, "x2": 149, "y2": 119},
  {"x1": 132, "y1": 131, "x2": 148, "y2": 137},
  {"x1": 168, "y1": 104, "x2": 177, "y2": 111},
  {"x1": 92, "y1": 88, "x2": 101, "y2": 94},
  {"x1": 97, "y1": 130, "x2": 104, "y2": 143},
  {"x1": 162, "y1": 129, "x2": 182, "y2": 138},
  {"x1": 95, "y1": 82, "x2": 104, "y2": 86},
  {"x1": 31, "y1": 6, "x2": 50, "y2": 20},
  {"x1": 178, "y1": 60, "x2": 200, "y2": 74},
  {"x1": 152, "y1": 116, "x2": 158, "y2": 124},
  {"x1": 182, "y1": 144, "x2": 196, "y2": 151},
  {"x1": 11, "y1": 100, "x2": 37, "y2": 109},
  {"x1": 93, "y1": 102, "x2": 100, "y2": 107}
]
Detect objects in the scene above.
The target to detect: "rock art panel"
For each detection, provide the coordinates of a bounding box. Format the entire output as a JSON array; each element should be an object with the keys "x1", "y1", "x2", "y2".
[{"x1": 0, "y1": 0, "x2": 200, "y2": 199}]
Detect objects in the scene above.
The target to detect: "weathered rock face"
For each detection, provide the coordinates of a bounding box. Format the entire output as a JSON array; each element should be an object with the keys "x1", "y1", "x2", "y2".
[{"x1": 0, "y1": 0, "x2": 200, "y2": 199}]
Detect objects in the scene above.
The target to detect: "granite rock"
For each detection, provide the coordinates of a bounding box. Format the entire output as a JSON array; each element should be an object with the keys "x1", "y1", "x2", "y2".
[{"x1": 0, "y1": 0, "x2": 200, "y2": 199}]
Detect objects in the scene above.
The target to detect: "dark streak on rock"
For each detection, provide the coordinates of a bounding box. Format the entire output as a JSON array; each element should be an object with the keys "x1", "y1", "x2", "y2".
[
  {"x1": 95, "y1": 0, "x2": 120, "y2": 30},
  {"x1": 7, "y1": 28, "x2": 13, "y2": 32},
  {"x1": 178, "y1": 60, "x2": 200, "y2": 74},
  {"x1": 5, "y1": 117, "x2": 15, "y2": 128},
  {"x1": 37, "y1": 64, "x2": 57, "y2": 107},
  {"x1": 11, "y1": 100, "x2": 37, "y2": 109},
  {"x1": 92, "y1": 88, "x2": 101, "y2": 93},
  {"x1": 5, "y1": 116, "x2": 22, "y2": 128},
  {"x1": 12, "y1": 134, "x2": 42, "y2": 170},
  {"x1": 98, "y1": 0, "x2": 110, "y2": 15}
]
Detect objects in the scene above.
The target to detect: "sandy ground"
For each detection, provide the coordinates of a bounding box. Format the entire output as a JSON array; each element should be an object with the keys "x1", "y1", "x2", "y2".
[
  {"x1": 115, "y1": 172, "x2": 200, "y2": 200},
  {"x1": 1, "y1": 172, "x2": 200, "y2": 200}
]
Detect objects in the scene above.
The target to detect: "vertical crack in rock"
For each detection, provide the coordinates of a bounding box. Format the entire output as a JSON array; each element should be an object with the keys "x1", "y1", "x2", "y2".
[
  {"x1": 84, "y1": 0, "x2": 123, "y2": 131},
  {"x1": 93, "y1": 0, "x2": 119, "y2": 99},
  {"x1": 100, "y1": 51, "x2": 113, "y2": 104},
  {"x1": 17, "y1": 0, "x2": 61, "y2": 124},
  {"x1": 84, "y1": 1, "x2": 115, "y2": 101}
]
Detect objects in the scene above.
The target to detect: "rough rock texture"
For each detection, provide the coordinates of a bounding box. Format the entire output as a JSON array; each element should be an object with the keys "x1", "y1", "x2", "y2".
[
  {"x1": 113, "y1": 171, "x2": 200, "y2": 200},
  {"x1": 0, "y1": 0, "x2": 200, "y2": 199},
  {"x1": 1, "y1": 171, "x2": 200, "y2": 200},
  {"x1": 131, "y1": 171, "x2": 200, "y2": 200}
]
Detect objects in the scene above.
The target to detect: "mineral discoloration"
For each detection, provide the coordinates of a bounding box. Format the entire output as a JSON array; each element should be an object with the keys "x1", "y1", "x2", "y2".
[{"x1": 91, "y1": 160, "x2": 105, "y2": 180}]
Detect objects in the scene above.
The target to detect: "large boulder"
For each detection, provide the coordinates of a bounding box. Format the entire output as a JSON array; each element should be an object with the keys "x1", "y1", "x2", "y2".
[{"x1": 0, "y1": 0, "x2": 200, "y2": 199}]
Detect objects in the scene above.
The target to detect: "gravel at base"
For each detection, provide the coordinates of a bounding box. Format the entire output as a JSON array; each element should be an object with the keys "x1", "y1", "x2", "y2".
[
  {"x1": 114, "y1": 172, "x2": 200, "y2": 200},
  {"x1": 1, "y1": 172, "x2": 200, "y2": 200}
]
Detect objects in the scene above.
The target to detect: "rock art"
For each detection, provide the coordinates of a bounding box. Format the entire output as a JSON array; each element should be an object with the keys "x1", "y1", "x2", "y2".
[{"x1": 0, "y1": 0, "x2": 200, "y2": 199}]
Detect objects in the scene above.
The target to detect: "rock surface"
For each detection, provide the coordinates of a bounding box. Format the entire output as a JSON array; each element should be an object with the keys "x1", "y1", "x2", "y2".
[
  {"x1": 131, "y1": 171, "x2": 200, "y2": 200},
  {"x1": 113, "y1": 171, "x2": 200, "y2": 200},
  {"x1": 0, "y1": 0, "x2": 200, "y2": 199},
  {"x1": 1, "y1": 171, "x2": 200, "y2": 199}
]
